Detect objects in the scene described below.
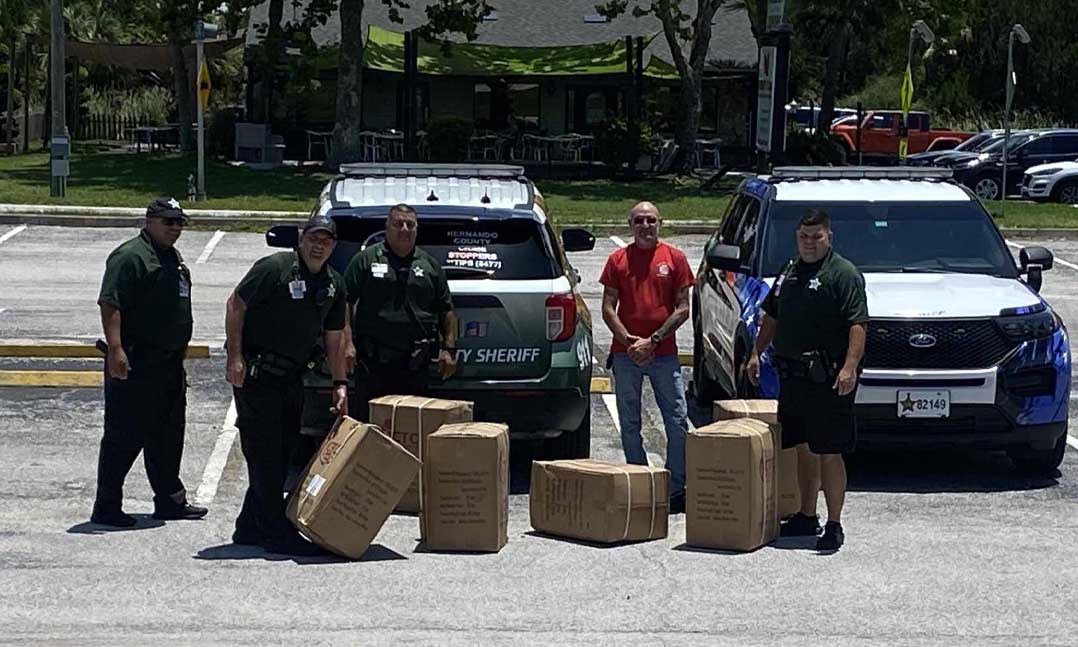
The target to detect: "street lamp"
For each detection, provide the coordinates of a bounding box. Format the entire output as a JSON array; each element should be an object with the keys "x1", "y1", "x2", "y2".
[
  {"x1": 900, "y1": 20, "x2": 934, "y2": 160},
  {"x1": 1001, "y1": 24, "x2": 1031, "y2": 210}
]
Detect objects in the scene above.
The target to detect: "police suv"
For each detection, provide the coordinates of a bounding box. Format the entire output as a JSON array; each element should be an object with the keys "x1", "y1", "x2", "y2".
[
  {"x1": 266, "y1": 164, "x2": 595, "y2": 459},
  {"x1": 693, "y1": 167, "x2": 1070, "y2": 473}
]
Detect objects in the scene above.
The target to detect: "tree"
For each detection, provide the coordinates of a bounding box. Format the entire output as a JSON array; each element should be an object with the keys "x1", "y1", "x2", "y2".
[
  {"x1": 1, "y1": 0, "x2": 33, "y2": 147},
  {"x1": 596, "y1": 0, "x2": 732, "y2": 175}
]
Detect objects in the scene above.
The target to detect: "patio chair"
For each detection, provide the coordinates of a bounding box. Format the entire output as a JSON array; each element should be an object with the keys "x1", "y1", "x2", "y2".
[
  {"x1": 234, "y1": 123, "x2": 285, "y2": 166},
  {"x1": 522, "y1": 134, "x2": 548, "y2": 161},
  {"x1": 306, "y1": 129, "x2": 333, "y2": 161},
  {"x1": 360, "y1": 131, "x2": 387, "y2": 162},
  {"x1": 653, "y1": 139, "x2": 679, "y2": 174}
]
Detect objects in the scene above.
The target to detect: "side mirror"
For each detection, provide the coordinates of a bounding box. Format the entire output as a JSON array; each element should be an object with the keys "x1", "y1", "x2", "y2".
[
  {"x1": 561, "y1": 228, "x2": 595, "y2": 252},
  {"x1": 705, "y1": 243, "x2": 743, "y2": 272},
  {"x1": 266, "y1": 225, "x2": 299, "y2": 248},
  {"x1": 1020, "y1": 246, "x2": 1054, "y2": 271}
]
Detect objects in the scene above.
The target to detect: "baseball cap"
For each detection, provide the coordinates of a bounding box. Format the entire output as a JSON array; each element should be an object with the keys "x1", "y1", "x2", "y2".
[
  {"x1": 146, "y1": 197, "x2": 189, "y2": 223},
  {"x1": 303, "y1": 214, "x2": 337, "y2": 239}
]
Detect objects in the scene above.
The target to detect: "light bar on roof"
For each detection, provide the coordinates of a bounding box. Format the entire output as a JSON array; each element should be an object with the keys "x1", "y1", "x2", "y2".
[
  {"x1": 338, "y1": 163, "x2": 527, "y2": 180},
  {"x1": 772, "y1": 166, "x2": 954, "y2": 180}
]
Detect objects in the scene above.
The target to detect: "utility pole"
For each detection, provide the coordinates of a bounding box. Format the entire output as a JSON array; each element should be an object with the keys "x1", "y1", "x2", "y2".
[
  {"x1": 1001, "y1": 24, "x2": 1031, "y2": 214},
  {"x1": 194, "y1": 20, "x2": 217, "y2": 201},
  {"x1": 49, "y1": 0, "x2": 68, "y2": 196}
]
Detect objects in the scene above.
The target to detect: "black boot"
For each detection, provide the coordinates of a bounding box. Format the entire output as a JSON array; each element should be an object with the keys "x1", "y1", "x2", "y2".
[
  {"x1": 91, "y1": 506, "x2": 136, "y2": 527},
  {"x1": 153, "y1": 501, "x2": 209, "y2": 520}
]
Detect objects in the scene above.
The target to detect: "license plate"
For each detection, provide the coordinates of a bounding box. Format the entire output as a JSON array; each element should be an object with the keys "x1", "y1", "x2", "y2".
[{"x1": 897, "y1": 390, "x2": 950, "y2": 418}]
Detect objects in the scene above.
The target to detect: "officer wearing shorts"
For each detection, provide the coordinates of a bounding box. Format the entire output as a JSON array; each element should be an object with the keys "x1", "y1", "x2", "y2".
[
  {"x1": 225, "y1": 214, "x2": 348, "y2": 556},
  {"x1": 92, "y1": 197, "x2": 207, "y2": 527},
  {"x1": 747, "y1": 208, "x2": 868, "y2": 551}
]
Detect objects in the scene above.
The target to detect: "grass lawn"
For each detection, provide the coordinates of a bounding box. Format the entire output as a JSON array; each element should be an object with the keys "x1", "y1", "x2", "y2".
[{"x1": 2, "y1": 147, "x2": 1076, "y2": 229}]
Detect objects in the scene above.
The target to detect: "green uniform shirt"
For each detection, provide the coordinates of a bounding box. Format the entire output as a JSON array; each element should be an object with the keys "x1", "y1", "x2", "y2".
[
  {"x1": 98, "y1": 230, "x2": 193, "y2": 352},
  {"x1": 343, "y1": 242, "x2": 453, "y2": 358},
  {"x1": 762, "y1": 248, "x2": 869, "y2": 362},
  {"x1": 235, "y1": 251, "x2": 346, "y2": 367}
]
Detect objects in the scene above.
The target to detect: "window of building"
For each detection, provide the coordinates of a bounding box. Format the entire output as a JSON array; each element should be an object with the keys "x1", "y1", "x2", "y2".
[
  {"x1": 508, "y1": 83, "x2": 541, "y2": 131},
  {"x1": 474, "y1": 83, "x2": 492, "y2": 128}
]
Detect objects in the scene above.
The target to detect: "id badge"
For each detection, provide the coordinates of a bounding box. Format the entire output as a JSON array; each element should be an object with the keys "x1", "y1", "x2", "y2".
[
  {"x1": 179, "y1": 279, "x2": 191, "y2": 298},
  {"x1": 371, "y1": 263, "x2": 388, "y2": 279},
  {"x1": 289, "y1": 279, "x2": 307, "y2": 300}
]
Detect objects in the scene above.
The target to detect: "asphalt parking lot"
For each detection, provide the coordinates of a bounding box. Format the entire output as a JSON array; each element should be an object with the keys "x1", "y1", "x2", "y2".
[{"x1": 0, "y1": 224, "x2": 1076, "y2": 646}]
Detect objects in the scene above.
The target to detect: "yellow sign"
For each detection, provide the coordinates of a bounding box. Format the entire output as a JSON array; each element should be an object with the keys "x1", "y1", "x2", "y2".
[
  {"x1": 197, "y1": 60, "x2": 211, "y2": 111},
  {"x1": 898, "y1": 139, "x2": 909, "y2": 159},
  {"x1": 900, "y1": 63, "x2": 914, "y2": 114}
]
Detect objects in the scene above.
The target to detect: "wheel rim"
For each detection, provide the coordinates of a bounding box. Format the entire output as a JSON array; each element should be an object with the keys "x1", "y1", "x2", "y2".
[
  {"x1": 975, "y1": 178, "x2": 999, "y2": 200},
  {"x1": 1060, "y1": 185, "x2": 1078, "y2": 204}
]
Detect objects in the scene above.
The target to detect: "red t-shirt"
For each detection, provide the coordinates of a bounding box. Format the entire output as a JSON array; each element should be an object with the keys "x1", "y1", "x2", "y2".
[{"x1": 599, "y1": 241, "x2": 694, "y2": 356}]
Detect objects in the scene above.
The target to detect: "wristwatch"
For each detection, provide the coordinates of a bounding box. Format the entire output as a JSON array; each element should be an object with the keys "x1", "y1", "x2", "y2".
[{"x1": 650, "y1": 333, "x2": 662, "y2": 345}]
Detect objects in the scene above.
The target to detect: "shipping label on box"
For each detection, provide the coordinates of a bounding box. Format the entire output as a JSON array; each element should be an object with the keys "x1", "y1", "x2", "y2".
[
  {"x1": 712, "y1": 398, "x2": 800, "y2": 518},
  {"x1": 369, "y1": 395, "x2": 474, "y2": 513},
  {"x1": 422, "y1": 422, "x2": 509, "y2": 552},
  {"x1": 529, "y1": 459, "x2": 669, "y2": 544}
]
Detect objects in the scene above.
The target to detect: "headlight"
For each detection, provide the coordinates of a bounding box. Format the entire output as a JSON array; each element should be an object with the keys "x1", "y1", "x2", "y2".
[
  {"x1": 962, "y1": 158, "x2": 982, "y2": 168},
  {"x1": 995, "y1": 310, "x2": 1059, "y2": 341}
]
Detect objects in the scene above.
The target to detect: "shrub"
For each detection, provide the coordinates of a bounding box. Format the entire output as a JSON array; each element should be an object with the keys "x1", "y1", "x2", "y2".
[
  {"x1": 83, "y1": 86, "x2": 174, "y2": 124},
  {"x1": 593, "y1": 118, "x2": 655, "y2": 174},
  {"x1": 425, "y1": 117, "x2": 473, "y2": 162}
]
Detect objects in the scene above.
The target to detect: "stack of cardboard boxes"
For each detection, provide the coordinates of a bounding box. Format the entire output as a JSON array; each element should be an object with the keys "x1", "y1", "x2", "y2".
[{"x1": 712, "y1": 399, "x2": 801, "y2": 519}]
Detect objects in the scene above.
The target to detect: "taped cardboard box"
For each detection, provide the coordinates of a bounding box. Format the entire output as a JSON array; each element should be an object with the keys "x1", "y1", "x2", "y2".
[
  {"x1": 686, "y1": 418, "x2": 778, "y2": 552},
  {"x1": 530, "y1": 459, "x2": 669, "y2": 544},
  {"x1": 713, "y1": 399, "x2": 800, "y2": 519},
  {"x1": 286, "y1": 416, "x2": 420, "y2": 559},
  {"x1": 369, "y1": 395, "x2": 474, "y2": 513},
  {"x1": 422, "y1": 422, "x2": 509, "y2": 552}
]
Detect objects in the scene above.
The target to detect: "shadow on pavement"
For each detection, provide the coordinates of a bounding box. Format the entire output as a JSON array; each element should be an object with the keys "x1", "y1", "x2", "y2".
[
  {"x1": 194, "y1": 542, "x2": 405, "y2": 564},
  {"x1": 846, "y1": 448, "x2": 1061, "y2": 494},
  {"x1": 524, "y1": 530, "x2": 657, "y2": 549},
  {"x1": 67, "y1": 514, "x2": 166, "y2": 534}
]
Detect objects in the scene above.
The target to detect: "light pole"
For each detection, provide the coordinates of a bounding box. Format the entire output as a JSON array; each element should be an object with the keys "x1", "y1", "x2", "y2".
[
  {"x1": 900, "y1": 20, "x2": 934, "y2": 160},
  {"x1": 49, "y1": 0, "x2": 68, "y2": 197},
  {"x1": 1001, "y1": 24, "x2": 1031, "y2": 211},
  {"x1": 193, "y1": 20, "x2": 217, "y2": 201}
]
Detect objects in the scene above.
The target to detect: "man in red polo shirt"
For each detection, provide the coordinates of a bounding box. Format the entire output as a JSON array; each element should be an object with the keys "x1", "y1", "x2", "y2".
[{"x1": 599, "y1": 201, "x2": 693, "y2": 513}]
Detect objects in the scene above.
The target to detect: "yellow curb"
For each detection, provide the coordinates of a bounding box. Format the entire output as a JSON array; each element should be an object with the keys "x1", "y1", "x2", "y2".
[
  {"x1": 679, "y1": 352, "x2": 692, "y2": 367},
  {"x1": 0, "y1": 370, "x2": 102, "y2": 388},
  {"x1": 590, "y1": 376, "x2": 612, "y2": 394},
  {"x1": 0, "y1": 344, "x2": 210, "y2": 359}
]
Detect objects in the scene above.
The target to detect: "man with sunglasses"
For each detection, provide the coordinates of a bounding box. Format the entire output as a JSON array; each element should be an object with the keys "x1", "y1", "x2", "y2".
[
  {"x1": 92, "y1": 197, "x2": 207, "y2": 527},
  {"x1": 224, "y1": 214, "x2": 349, "y2": 556},
  {"x1": 600, "y1": 201, "x2": 693, "y2": 514},
  {"x1": 342, "y1": 204, "x2": 458, "y2": 420}
]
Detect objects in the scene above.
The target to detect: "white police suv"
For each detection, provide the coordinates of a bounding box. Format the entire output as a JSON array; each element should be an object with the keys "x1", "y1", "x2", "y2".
[{"x1": 693, "y1": 167, "x2": 1070, "y2": 473}]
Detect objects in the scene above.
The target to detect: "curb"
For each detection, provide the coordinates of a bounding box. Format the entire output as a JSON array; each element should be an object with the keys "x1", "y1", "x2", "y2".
[{"x1": 0, "y1": 344, "x2": 211, "y2": 359}]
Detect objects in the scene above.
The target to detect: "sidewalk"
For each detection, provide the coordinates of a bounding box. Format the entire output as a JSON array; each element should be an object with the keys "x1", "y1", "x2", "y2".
[{"x1": 2, "y1": 202, "x2": 1077, "y2": 238}]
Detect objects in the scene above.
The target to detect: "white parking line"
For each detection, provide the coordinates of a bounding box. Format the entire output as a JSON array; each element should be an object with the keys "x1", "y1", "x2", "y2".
[
  {"x1": 195, "y1": 230, "x2": 226, "y2": 265},
  {"x1": 194, "y1": 398, "x2": 238, "y2": 507},
  {"x1": 610, "y1": 235, "x2": 628, "y2": 248},
  {"x1": 1005, "y1": 240, "x2": 1078, "y2": 271},
  {"x1": 1069, "y1": 435, "x2": 1078, "y2": 452},
  {"x1": 0, "y1": 224, "x2": 27, "y2": 245}
]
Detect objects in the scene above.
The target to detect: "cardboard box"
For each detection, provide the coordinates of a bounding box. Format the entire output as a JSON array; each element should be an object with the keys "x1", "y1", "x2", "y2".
[
  {"x1": 287, "y1": 416, "x2": 420, "y2": 559},
  {"x1": 529, "y1": 459, "x2": 669, "y2": 544},
  {"x1": 369, "y1": 395, "x2": 474, "y2": 513},
  {"x1": 421, "y1": 422, "x2": 510, "y2": 552},
  {"x1": 713, "y1": 399, "x2": 800, "y2": 519},
  {"x1": 686, "y1": 418, "x2": 778, "y2": 552}
]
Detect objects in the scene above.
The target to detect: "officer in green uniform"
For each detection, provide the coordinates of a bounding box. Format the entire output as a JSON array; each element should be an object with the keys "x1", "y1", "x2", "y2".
[
  {"x1": 343, "y1": 204, "x2": 458, "y2": 419},
  {"x1": 225, "y1": 214, "x2": 348, "y2": 556},
  {"x1": 93, "y1": 197, "x2": 207, "y2": 527},
  {"x1": 747, "y1": 208, "x2": 869, "y2": 552}
]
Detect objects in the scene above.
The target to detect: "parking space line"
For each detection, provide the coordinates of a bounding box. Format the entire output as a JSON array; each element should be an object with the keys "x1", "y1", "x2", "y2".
[
  {"x1": 195, "y1": 230, "x2": 226, "y2": 265},
  {"x1": 0, "y1": 370, "x2": 100, "y2": 387},
  {"x1": 1005, "y1": 240, "x2": 1078, "y2": 271},
  {"x1": 610, "y1": 235, "x2": 628, "y2": 248},
  {"x1": 194, "y1": 397, "x2": 239, "y2": 507},
  {"x1": 0, "y1": 224, "x2": 27, "y2": 245},
  {"x1": 1069, "y1": 435, "x2": 1078, "y2": 452}
]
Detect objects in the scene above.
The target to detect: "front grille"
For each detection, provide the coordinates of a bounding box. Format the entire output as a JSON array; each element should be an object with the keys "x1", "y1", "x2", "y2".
[{"x1": 864, "y1": 319, "x2": 1019, "y2": 369}]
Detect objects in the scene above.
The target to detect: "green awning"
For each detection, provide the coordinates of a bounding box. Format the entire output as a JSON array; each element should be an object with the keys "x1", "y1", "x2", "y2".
[{"x1": 364, "y1": 25, "x2": 668, "y2": 77}]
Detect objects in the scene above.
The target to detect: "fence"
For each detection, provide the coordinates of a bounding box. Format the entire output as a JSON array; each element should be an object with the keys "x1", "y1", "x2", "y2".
[{"x1": 76, "y1": 116, "x2": 155, "y2": 141}]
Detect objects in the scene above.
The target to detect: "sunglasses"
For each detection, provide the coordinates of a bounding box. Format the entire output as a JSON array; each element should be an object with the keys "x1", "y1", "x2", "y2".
[{"x1": 632, "y1": 217, "x2": 658, "y2": 226}]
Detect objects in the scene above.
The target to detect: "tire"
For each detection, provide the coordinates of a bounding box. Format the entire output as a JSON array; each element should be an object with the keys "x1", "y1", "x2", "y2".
[
  {"x1": 972, "y1": 174, "x2": 1001, "y2": 201},
  {"x1": 1053, "y1": 180, "x2": 1078, "y2": 205},
  {"x1": 692, "y1": 326, "x2": 722, "y2": 405},
  {"x1": 548, "y1": 405, "x2": 591, "y2": 459},
  {"x1": 1007, "y1": 432, "x2": 1067, "y2": 475}
]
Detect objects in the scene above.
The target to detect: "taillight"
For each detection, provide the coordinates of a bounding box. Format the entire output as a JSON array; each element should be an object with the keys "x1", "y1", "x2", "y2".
[{"x1": 545, "y1": 293, "x2": 577, "y2": 342}]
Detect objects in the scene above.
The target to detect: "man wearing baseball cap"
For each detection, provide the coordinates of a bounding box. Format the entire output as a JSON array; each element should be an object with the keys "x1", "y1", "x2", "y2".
[
  {"x1": 224, "y1": 213, "x2": 348, "y2": 556},
  {"x1": 92, "y1": 197, "x2": 207, "y2": 527}
]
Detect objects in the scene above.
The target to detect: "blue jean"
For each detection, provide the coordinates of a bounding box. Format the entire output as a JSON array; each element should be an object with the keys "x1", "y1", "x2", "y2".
[{"x1": 611, "y1": 353, "x2": 687, "y2": 494}]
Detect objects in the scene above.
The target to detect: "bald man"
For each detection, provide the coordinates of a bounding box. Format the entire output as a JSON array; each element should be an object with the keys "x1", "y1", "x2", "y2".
[{"x1": 599, "y1": 202, "x2": 693, "y2": 514}]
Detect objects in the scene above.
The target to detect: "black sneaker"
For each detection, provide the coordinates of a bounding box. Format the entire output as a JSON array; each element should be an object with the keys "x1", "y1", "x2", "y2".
[
  {"x1": 816, "y1": 521, "x2": 845, "y2": 551},
  {"x1": 90, "y1": 508, "x2": 136, "y2": 527},
  {"x1": 669, "y1": 491, "x2": 686, "y2": 515},
  {"x1": 153, "y1": 501, "x2": 209, "y2": 521},
  {"x1": 263, "y1": 534, "x2": 328, "y2": 557},
  {"x1": 780, "y1": 512, "x2": 822, "y2": 537}
]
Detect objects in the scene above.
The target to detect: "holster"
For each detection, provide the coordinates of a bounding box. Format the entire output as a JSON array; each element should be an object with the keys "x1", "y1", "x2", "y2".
[
  {"x1": 245, "y1": 351, "x2": 302, "y2": 383},
  {"x1": 775, "y1": 350, "x2": 835, "y2": 384}
]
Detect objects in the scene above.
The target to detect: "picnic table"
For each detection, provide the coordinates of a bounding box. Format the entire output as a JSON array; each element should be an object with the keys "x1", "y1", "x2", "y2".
[{"x1": 126, "y1": 126, "x2": 179, "y2": 153}]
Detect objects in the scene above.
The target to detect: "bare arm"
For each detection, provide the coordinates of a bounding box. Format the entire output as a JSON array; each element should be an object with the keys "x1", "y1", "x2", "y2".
[
  {"x1": 651, "y1": 285, "x2": 690, "y2": 341},
  {"x1": 324, "y1": 329, "x2": 349, "y2": 415},
  {"x1": 601, "y1": 286, "x2": 634, "y2": 346},
  {"x1": 224, "y1": 292, "x2": 247, "y2": 387},
  {"x1": 834, "y1": 323, "x2": 867, "y2": 396},
  {"x1": 438, "y1": 310, "x2": 459, "y2": 380},
  {"x1": 99, "y1": 303, "x2": 129, "y2": 379},
  {"x1": 753, "y1": 313, "x2": 777, "y2": 356}
]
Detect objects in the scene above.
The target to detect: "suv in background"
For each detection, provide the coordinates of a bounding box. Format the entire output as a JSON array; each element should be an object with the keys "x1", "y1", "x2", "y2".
[
  {"x1": 904, "y1": 129, "x2": 1005, "y2": 167},
  {"x1": 1022, "y1": 157, "x2": 1078, "y2": 204},
  {"x1": 265, "y1": 164, "x2": 596, "y2": 459},
  {"x1": 692, "y1": 166, "x2": 1070, "y2": 473},
  {"x1": 952, "y1": 129, "x2": 1078, "y2": 200}
]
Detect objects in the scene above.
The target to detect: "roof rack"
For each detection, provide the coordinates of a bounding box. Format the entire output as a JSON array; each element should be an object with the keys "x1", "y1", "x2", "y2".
[
  {"x1": 770, "y1": 166, "x2": 954, "y2": 181},
  {"x1": 334, "y1": 163, "x2": 536, "y2": 210}
]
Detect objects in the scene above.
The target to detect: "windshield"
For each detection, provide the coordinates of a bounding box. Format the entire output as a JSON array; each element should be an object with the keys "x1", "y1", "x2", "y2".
[
  {"x1": 979, "y1": 132, "x2": 1036, "y2": 153},
  {"x1": 760, "y1": 201, "x2": 1018, "y2": 278},
  {"x1": 955, "y1": 133, "x2": 991, "y2": 151}
]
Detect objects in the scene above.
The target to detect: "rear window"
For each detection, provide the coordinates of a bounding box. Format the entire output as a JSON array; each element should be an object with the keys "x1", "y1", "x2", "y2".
[{"x1": 332, "y1": 216, "x2": 561, "y2": 280}]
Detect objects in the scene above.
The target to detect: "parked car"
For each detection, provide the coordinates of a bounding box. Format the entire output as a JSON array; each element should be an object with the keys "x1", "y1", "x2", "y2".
[
  {"x1": 692, "y1": 166, "x2": 1070, "y2": 473},
  {"x1": 830, "y1": 110, "x2": 972, "y2": 160},
  {"x1": 264, "y1": 164, "x2": 596, "y2": 459},
  {"x1": 1021, "y1": 158, "x2": 1078, "y2": 204},
  {"x1": 786, "y1": 104, "x2": 857, "y2": 132},
  {"x1": 952, "y1": 129, "x2": 1078, "y2": 200},
  {"x1": 904, "y1": 129, "x2": 1005, "y2": 167}
]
